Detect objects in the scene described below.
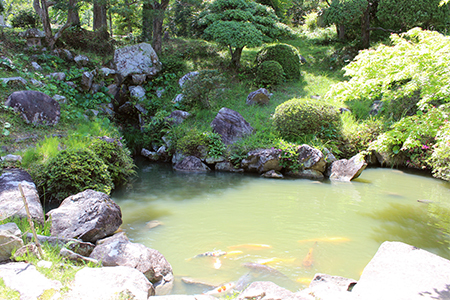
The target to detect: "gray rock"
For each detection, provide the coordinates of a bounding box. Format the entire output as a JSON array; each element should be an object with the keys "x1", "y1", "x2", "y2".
[
  {"x1": 52, "y1": 49, "x2": 74, "y2": 61},
  {"x1": 74, "y1": 54, "x2": 90, "y2": 67},
  {"x1": 81, "y1": 70, "x2": 96, "y2": 91},
  {"x1": 19, "y1": 28, "x2": 45, "y2": 38},
  {"x1": 329, "y1": 154, "x2": 367, "y2": 181},
  {"x1": 60, "y1": 247, "x2": 99, "y2": 264},
  {"x1": 0, "y1": 262, "x2": 62, "y2": 299},
  {"x1": 178, "y1": 71, "x2": 199, "y2": 87},
  {"x1": 114, "y1": 43, "x2": 162, "y2": 78},
  {"x1": 132, "y1": 74, "x2": 147, "y2": 85},
  {"x1": 298, "y1": 144, "x2": 326, "y2": 173},
  {"x1": 135, "y1": 103, "x2": 148, "y2": 114},
  {"x1": 286, "y1": 169, "x2": 324, "y2": 180},
  {"x1": 241, "y1": 148, "x2": 282, "y2": 174},
  {"x1": 150, "y1": 296, "x2": 217, "y2": 300},
  {"x1": 236, "y1": 281, "x2": 308, "y2": 300},
  {"x1": 298, "y1": 273, "x2": 357, "y2": 300},
  {"x1": 0, "y1": 223, "x2": 24, "y2": 261},
  {"x1": 141, "y1": 148, "x2": 160, "y2": 161},
  {"x1": 47, "y1": 189, "x2": 122, "y2": 243},
  {"x1": 261, "y1": 170, "x2": 284, "y2": 178},
  {"x1": 246, "y1": 88, "x2": 271, "y2": 106},
  {"x1": 90, "y1": 232, "x2": 173, "y2": 295},
  {"x1": 106, "y1": 83, "x2": 118, "y2": 96},
  {"x1": 31, "y1": 61, "x2": 42, "y2": 71},
  {"x1": 65, "y1": 266, "x2": 154, "y2": 300},
  {"x1": 322, "y1": 148, "x2": 337, "y2": 165},
  {"x1": 215, "y1": 161, "x2": 244, "y2": 173},
  {"x1": 156, "y1": 88, "x2": 165, "y2": 98},
  {"x1": 174, "y1": 156, "x2": 211, "y2": 172},
  {"x1": 5, "y1": 90, "x2": 60, "y2": 126},
  {"x1": 173, "y1": 93, "x2": 184, "y2": 103},
  {"x1": 351, "y1": 241, "x2": 450, "y2": 300},
  {"x1": 205, "y1": 155, "x2": 225, "y2": 164},
  {"x1": 1, "y1": 77, "x2": 27, "y2": 85},
  {"x1": 0, "y1": 168, "x2": 44, "y2": 225},
  {"x1": 167, "y1": 110, "x2": 191, "y2": 125},
  {"x1": 0, "y1": 154, "x2": 22, "y2": 162},
  {"x1": 129, "y1": 85, "x2": 146, "y2": 101},
  {"x1": 99, "y1": 67, "x2": 116, "y2": 77},
  {"x1": 48, "y1": 72, "x2": 66, "y2": 81},
  {"x1": 52, "y1": 94, "x2": 67, "y2": 104},
  {"x1": 30, "y1": 79, "x2": 44, "y2": 87},
  {"x1": 172, "y1": 151, "x2": 187, "y2": 166},
  {"x1": 210, "y1": 107, "x2": 254, "y2": 145},
  {"x1": 25, "y1": 233, "x2": 95, "y2": 257}
]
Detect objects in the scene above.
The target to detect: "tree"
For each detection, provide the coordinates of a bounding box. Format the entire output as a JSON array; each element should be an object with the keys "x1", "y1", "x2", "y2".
[
  {"x1": 141, "y1": 0, "x2": 169, "y2": 54},
  {"x1": 197, "y1": 0, "x2": 291, "y2": 68},
  {"x1": 93, "y1": 0, "x2": 109, "y2": 38}
]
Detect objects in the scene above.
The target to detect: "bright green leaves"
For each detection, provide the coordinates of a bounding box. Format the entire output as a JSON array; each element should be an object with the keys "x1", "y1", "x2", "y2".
[{"x1": 204, "y1": 20, "x2": 264, "y2": 49}]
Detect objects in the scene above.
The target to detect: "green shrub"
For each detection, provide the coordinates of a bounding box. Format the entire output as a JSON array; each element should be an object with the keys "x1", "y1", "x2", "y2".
[
  {"x1": 256, "y1": 43, "x2": 302, "y2": 80},
  {"x1": 10, "y1": 9, "x2": 40, "y2": 29},
  {"x1": 273, "y1": 98, "x2": 341, "y2": 141},
  {"x1": 89, "y1": 137, "x2": 136, "y2": 187},
  {"x1": 39, "y1": 148, "x2": 113, "y2": 204},
  {"x1": 182, "y1": 70, "x2": 225, "y2": 109},
  {"x1": 429, "y1": 121, "x2": 450, "y2": 181},
  {"x1": 175, "y1": 128, "x2": 208, "y2": 156},
  {"x1": 256, "y1": 60, "x2": 285, "y2": 87}
]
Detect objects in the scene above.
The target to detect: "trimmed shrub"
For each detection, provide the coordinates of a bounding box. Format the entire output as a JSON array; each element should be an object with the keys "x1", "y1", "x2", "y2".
[
  {"x1": 182, "y1": 70, "x2": 225, "y2": 109},
  {"x1": 256, "y1": 60, "x2": 285, "y2": 87},
  {"x1": 39, "y1": 148, "x2": 113, "y2": 204},
  {"x1": 273, "y1": 98, "x2": 341, "y2": 141},
  {"x1": 256, "y1": 44, "x2": 302, "y2": 80}
]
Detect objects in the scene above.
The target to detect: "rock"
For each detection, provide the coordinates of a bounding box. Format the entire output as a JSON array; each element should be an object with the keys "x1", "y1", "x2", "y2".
[
  {"x1": 150, "y1": 296, "x2": 217, "y2": 300},
  {"x1": 261, "y1": 170, "x2": 284, "y2": 178},
  {"x1": 205, "y1": 155, "x2": 225, "y2": 164},
  {"x1": 81, "y1": 70, "x2": 96, "y2": 91},
  {"x1": 135, "y1": 103, "x2": 148, "y2": 114},
  {"x1": 241, "y1": 149, "x2": 282, "y2": 174},
  {"x1": 132, "y1": 74, "x2": 147, "y2": 85},
  {"x1": 0, "y1": 262, "x2": 62, "y2": 299},
  {"x1": 19, "y1": 28, "x2": 45, "y2": 47},
  {"x1": 99, "y1": 67, "x2": 116, "y2": 77},
  {"x1": 236, "y1": 281, "x2": 308, "y2": 300},
  {"x1": 174, "y1": 156, "x2": 211, "y2": 172},
  {"x1": 106, "y1": 83, "x2": 118, "y2": 96},
  {"x1": 179, "y1": 71, "x2": 199, "y2": 87},
  {"x1": 1, "y1": 77, "x2": 27, "y2": 85},
  {"x1": 114, "y1": 43, "x2": 162, "y2": 78},
  {"x1": 5, "y1": 90, "x2": 60, "y2": 126},
  {"x1": 156, "y1": 88, "x2": 165, "y2": 98},
  {"x1": 30, "y1": 78, "x2": 44, "y2": 87},
  {"x1": 167, "y1": 110, "x2": 191, "y2": 125},
  {"x1": 47, "y1": 189, "x2": 122, "y2": 243},
  {"x1": 173, "y1": 93, "x2": 184, "y2": 103},
  {"x1": 246, "y1": 88, "x2": 271, "y2": 106},
  {"x1": 13, "y1": 243, "x2": 41, "y2": 260},
  {"x1": 25, "y1": 233, "x2": 95, "y2": 257},
  {"x1": 0, "y1": 223, "x2": 24, "y2": 262},
  {"x1": 210, "y1": 107, "x2": 254, "y2": 145},
  {"x1": 60, "y1": 247, "x2": 99, "y2": 264},
  {"x1": 329, "y1": 154, "x2": 367, "y2": 181},
  {"x1": 172, "y1": 151, "x2": 187, "y2": 166},
  {"x1": 215, "y1": 161, "x2": 244, "y2": 173},
  {"x1": 48, "y1": 72, "x2": 66, "y2": 81},
  {"x1": 65, "y1": 266, "x2": 155, "y2": 300},
  {"x1": 298, "y1": 144, "x2": 326, "y2": 173},
  {"x1": 90, "y1": 232, "x2": 174, "y2": 295},
  {"x1": 0, "y1": 168, "x2": 44, "y2": 225},
  {"x1": 53, "y1": 49, "x2": 74, "y2": 61},
  {"x1": 52, "y1": 94, "x2": 67, "y2": 104},
  {"x1": 298, "y1": 273, "x2": 357, "y2": 300},
  {"x1": 0, "y1": 154, "x2": 22, "y2": 162},
  {"x1": 74, "y1": 54, "x2": 90, "y2": 67},
  {"x1": 322, "y1": 148, "x2": 337, "y2": 165},
  {"x1": 31, "y1": 61, "x2": 42, "y2": 71},
  {"x1": 142, "y1": 148, "x2": 160, "y2": 161},
  {"x1": 287, "y1": 169, "x2": 324, "y2": 180},
  {"x1": 351, "y1": 241, "x2": 450, "y2": 300},
  {"x1": 129, "y1": 85, "x2": 146, "y2": 101},
  {"x1": 369, "y1": 100, "x2": 383, "y2": 116}
]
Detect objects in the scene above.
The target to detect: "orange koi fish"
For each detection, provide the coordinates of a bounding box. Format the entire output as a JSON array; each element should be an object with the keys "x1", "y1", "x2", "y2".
[
  {"x1": 296, "y1": 277, "x2": 313, "y2": 285},
  {"x1": 203, "y1": 282, "x2": 235, "y2": 296},
  {"x1": 258, "y1": 257, "x2": 296, "y2": 265},
  {"x1": 298, "y1": 237, "x2": 350, "y2": 243},
  {"x1": 228, "y1": 243, "x2": 272, "y2": 249},
  {"x1": 302, "y1": 242, "x2": 317, "y2": 268}
]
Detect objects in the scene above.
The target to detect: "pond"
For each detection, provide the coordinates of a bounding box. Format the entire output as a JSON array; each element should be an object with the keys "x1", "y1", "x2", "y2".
[{"x1": 112, "y1": 158, "x2": 450, "y2": 295}]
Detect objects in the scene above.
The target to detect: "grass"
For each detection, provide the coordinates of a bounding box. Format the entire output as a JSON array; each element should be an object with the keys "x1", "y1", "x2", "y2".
[{"x1": 0, "y1": 278, "x2": 20, "y2": 300}]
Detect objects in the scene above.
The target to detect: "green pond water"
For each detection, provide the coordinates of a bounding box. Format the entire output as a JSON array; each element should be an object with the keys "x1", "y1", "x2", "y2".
[{"x1": 112, "y1": 159, "x2": 450, "y2": 295}]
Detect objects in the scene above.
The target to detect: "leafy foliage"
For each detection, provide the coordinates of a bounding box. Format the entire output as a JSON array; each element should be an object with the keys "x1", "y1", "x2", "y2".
[
  {"x1": 428, "y1": 121, "x2": 450, "y2": 181},
  {"x1": 273, "y1": 98, "x2": 341, "y2": 141},
  {"x1": 256, "y1": 60, "x2": 285, "y2": 87},
  {"x1": 327, "y1": 28, "x2": 450, "y2": 111},
  {"x1": 256, "y1": 43, "x2": 303, "y2": 80},
  {"x1": 181, "y1": 70, "x2": 225, "y2": 109},
  {"x1": 10, "y1": 8, "x2": 40, "y2": 29}
]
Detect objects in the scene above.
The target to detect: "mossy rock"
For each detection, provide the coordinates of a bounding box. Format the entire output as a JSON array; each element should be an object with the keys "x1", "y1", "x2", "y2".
[{"x1": 256, "y1": 44, "x2": 302, "y2": 80}]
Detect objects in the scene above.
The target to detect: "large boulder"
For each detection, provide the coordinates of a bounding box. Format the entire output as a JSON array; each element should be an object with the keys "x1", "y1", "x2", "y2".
[
  {"x1": 0, "y1": 223, "x2": 24, "y2": 261},
  {"x1": 351, "y1": 241, "x2": 450, "y2": 300},
  {"x1": 65, "y1": 266, "x2": 155, "y2": 300},
  {"x1": 114, "y1": 43, "x2": 162, "y2": 78},
  {"x1": 236, "y1": 281, "x2": 308, "y2": 300},
  {"x1": 210, "y1": 107, "x2": 254, "y2": 145},
  {"x1": 90, "y1": 232, "x2": 174, "y2": 295},
  {"x1": 0, "y1": 262, "x2": 62, "y2": 299},
  {"x1": 329, "y1": 154, "x2": 367, "y2": 181},
  {"x1": 297, "y1": 273, "x2": 357, "y2": 300},
  {"x1": 298, "y1": 145, "x2": 326, "y2": 173},
  {"x1": 5, "y1": 90, "x2": 60, "y2": 126},
  {"x1": 47, "y1": 189, "x2": 122, "y2": 243},
  {"x1": 0, "y1": 168, "x2": 44, "y2": 225},
  {"x1": 25, "y1": 233, "x2": 95, "y2": 257},
  {"x1": 241, "y1": 148, "x2": 282, "y2": 174},
  {"x1": 246, "y1": 88, "x2": 271, "y2": 106},
  {"x1": 174, "y1": 156, "x2": 211, "y2": 172}
]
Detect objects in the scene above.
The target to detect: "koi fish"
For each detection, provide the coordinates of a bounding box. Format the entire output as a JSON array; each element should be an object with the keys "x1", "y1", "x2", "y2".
[
  {"x1": 242, "y1": 262, "x2": 288, "y2": 278},
  {"x1": 298, "y1": 237, "x2": 350, "y2": 243},
  {"x1": 228, "y1": 243, "x2": 272, "y2": 249},
  {"x1": 296, "y1": 277, "x2": 313, "y2": 285},
  {"x1": 302, "y1": 242, "x2": 317, "y2": 268},
  {"x1": 194, "y1": 250, "x2": 227, "y2": 258},
  {"x1": 257, "y1": 257, "x2": 296, "y2": 265},
  {"x1": 225, "y1": 250, "x2": 243, "y2": 256},
  {"x1": 214, "y1": 258, "x2": 222, "y2": 269},
  {"x1": 203, "y1": 282, "x2": 235, "y2": 296}
]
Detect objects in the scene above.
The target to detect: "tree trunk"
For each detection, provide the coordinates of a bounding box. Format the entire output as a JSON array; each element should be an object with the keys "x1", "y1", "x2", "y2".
[
  {"x1": 33, "y1": 0, "x2": 53, "y2": 46},
  {"x1": 152, "y1": 0, "x2": 169, "y2": 54},
  {"x1": 142, "y1": 0, "x2": 153, "y2": 42},
  {"x1": 93, "y1": 0, "x2": 108, "y2": 39},
  {"x1": 337, "y1": 24, "x2": 346, "y2": 40},
  {"x1": 361, "y1": 5, "x2": 370, "y2": 48},
  {"x1": 67, "y1": 0, "x2": 80, "y2": 26},
  {"x1": 231, "y1": 47, "x2": 243, "y2": 68}
]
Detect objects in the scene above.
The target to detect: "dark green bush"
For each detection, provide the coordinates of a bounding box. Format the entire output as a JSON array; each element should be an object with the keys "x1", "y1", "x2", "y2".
[
  {"x1": 10, "y1": 9, "x2": 40, "y2": 29},
  {"x1": 39, "y1": 149, "x2": 113, "y2": 204},
  {"x1": 175, "y1": 128, "x2": 208, "y2": 156},
  {"x1": 89, "y1": 137, "x2": 136, "y2": 187},
  {"x1": 256, "y1": 44, "x2": 302, "y2": 80},
  {"x1": 182, "y1": 70, "x2": 225, "y2": 109},
  {"x1": 256, "y1": 60, "x2": 285, "y2": 87},
  {"x1": 273, "y1": 98, "x2": 341, "y2": 141}
]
